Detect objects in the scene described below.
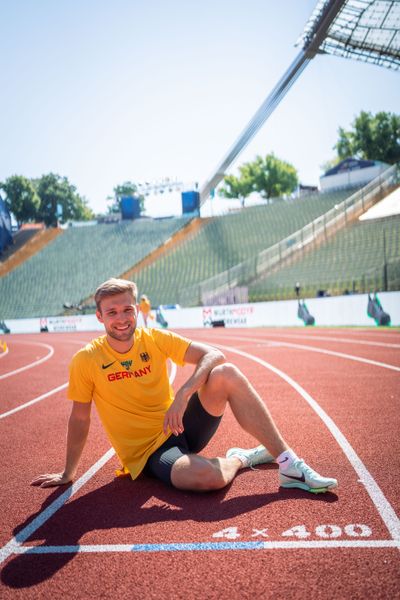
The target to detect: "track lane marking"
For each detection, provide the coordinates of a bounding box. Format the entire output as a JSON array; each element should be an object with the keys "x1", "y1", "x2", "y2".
[
  {"x1": 0, "y1": 342, "x2": 54, "y2": 380},
  {"x1": 268, "y1": 340, "x2": 400, "y2": 371},
  {"x1": 0, "y1": 383, "x2": 68, "y2": 420},
  {"x1": 0, "y1": 337, "x2": 93, "y2": 382},
  {"x1": 216, "y1": 343, "x2": 400, "y2": 544},
  {"x1": 14, "y1": 539, "x2": 400, "y2": 554},
  {"x1": 0, "y1": 449, "x2": 116, "y2": 564},
  {"x1": 247, "y1": 332, "x2": 400, "y2": 349},
  {"x1": 0, "y1": 339, "x2": 87, "y2": 419},
  {"x1": 215, "y1": 335, "x2": 400, "y2": 372},
  {"x1": 0, "y1": 362, "x2": 178, "y2": 564},
  {"x1": 0, "y1": 358, "x2": 178, "y2": 420},
  {"x1": 1, "y1": 341, "x2": 398, "y2": 562}
]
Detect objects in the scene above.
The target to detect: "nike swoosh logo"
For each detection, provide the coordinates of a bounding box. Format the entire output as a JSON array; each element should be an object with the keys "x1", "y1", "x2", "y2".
[
  {"x1": 102, "y1": 361, "x2": 116, "y2": 370},
  {"x1": 281, "y1": 472, "x2": 306, "y2": 483},
  {"x1": 278, "y1": 457, "x2": 289, "y2": 464}
]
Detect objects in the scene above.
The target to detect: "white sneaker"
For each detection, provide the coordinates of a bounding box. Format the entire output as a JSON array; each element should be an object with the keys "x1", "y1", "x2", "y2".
[
  {"x1": 279, "y1": 459, "x2": 337, "y2": 494},
  {"x1": 226, "y1": 445, "x2": 274, "y2": 469}
]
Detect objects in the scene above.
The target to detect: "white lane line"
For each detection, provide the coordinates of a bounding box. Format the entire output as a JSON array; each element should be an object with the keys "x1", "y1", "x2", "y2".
[
  {"x1": 0, "y1": 363, "x2": 178, "y2": 564},
  {"x1": 216, "y1": 343, "x2": 400, "y2": 543},
  {"x1": 0, "y1": 383, "x2": 68, "y2": 420},
  {"x1": 0, "y1": 356, "x2": 178, "y2": 421},
  {"x1": 0, "y1": 338, "x2": 101, "y2": 418},
  {"x1": 0, "y1": 343, "x2": 54, "y2": 380},
  {"x1": 2, "y1": 344, "x2": 397, "y2": 561},
  {"x1": 13, "y1": 539, "x2": 400, "y2": 554},
  {"x1": 252, "y1": 332, "x2": 400, "y2": 349},
  {"x1": 220, "y1": 335, "x2": 400, "y2": 372},
  {"x1": 0, "y1": 340, "x2": 85, "y2": 419},
  {"x1": 0, "y1": 449, "x2": 116, "y2": 565},
  {"x1": 0, "y1": 337, "x2": 88, "y2": 380},
  {"x1": 278, "y1": 341, "x2": 400, "y2": 371}
]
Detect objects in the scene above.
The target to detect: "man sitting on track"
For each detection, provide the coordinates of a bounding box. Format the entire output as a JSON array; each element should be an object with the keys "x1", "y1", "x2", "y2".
[{"x1": 32, "y1": 278, "x2": 337, "y2": 494}]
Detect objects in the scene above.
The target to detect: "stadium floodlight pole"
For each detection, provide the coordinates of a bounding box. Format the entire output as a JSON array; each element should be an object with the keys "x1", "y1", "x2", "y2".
[
  {"x1": 199, "y1": 0, "x2": 347, "y2": 204},
  {"x1": 199, "y1": 50, "x2": 311, "y2": 204}
]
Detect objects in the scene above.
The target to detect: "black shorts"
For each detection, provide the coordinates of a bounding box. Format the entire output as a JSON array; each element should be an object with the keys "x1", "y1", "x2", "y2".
[{"x1": 144, "y1": 392, "x2": 222, "y2": 486}]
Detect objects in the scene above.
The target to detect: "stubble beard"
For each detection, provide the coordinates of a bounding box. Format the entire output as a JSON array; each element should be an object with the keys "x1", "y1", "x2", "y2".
[{"x1": 107, "y1": 323, "x2": 135, "y2": 342}]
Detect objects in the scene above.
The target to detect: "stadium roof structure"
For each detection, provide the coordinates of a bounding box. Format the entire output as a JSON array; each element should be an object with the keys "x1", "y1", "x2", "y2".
[
  {"x1": 199, "y1": 0, "x2": 400, "y2": 204},
  {"x1": 299, "y1": 0, "x2": 400, "y2": 70}
]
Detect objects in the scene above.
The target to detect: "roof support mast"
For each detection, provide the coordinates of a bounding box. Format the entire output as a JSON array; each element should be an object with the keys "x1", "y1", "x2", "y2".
[{"x1": 199, "y1": 0, "x2": 348, "y2": 204}]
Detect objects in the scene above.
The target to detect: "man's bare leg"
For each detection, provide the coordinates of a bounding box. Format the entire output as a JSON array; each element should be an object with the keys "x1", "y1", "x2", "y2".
[
  {"x1": 171, "y1": 362, "x2": 288, "y2": 491},
  {"x1": 199, "y1": 362, "x2": 289, "y2": 456},
  {"x1": 171, "y1": 454, "x2": 243, "y2": 491}
]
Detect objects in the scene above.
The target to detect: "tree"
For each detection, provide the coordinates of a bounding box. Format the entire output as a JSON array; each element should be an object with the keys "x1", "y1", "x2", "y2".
[
  {"x1": 36, "y1": 173, "x2": 94, "y2": 226},
  {"x1": 219, "y1": 171, "x2": 254, "y2": 207},
  {"x1": 220, "y1": 153, "x2": 298, "y2": 204},
  {"x1": 0, "y1": 175, "x2": 40, "y2": 227},
  {"x1": 335, "y1": 111, "x2": 400, "y2": 164},
  {"x1": 250, "y1": 154, "x2": 298, "y2": 200},
  {"x1": 113, "y1": 181, "x2": 145, "y2": 213},
  {"x1": 114, "y1": 181, "x2": 138, "y2": 197}
]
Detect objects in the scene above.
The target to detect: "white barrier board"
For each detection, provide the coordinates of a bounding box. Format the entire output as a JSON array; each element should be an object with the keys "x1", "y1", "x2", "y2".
[{"x1": 1, "y1": 291, "x2": 399, "y2": 335}]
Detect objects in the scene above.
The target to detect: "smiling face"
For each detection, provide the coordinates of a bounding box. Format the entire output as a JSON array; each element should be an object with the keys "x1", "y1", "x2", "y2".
[{"x1": 96, "y1": 291, "x2": 138, "y2": 353}]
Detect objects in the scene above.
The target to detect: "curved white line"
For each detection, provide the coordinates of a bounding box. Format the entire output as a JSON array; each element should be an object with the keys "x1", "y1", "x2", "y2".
[
  {"x1": 0, "y1": 340, "x2": 89, "y2": 418},
  {"x1": 278, "y1": 341, "x2": 400, "y2": 371},
  {"x1": 279, "y1": 342, "x2": 400, "y2": 371},
  {"x1": 258, "y1": 332, "x2": 400, "y2": 349},
  {"x1": 0, "y1": 358, "x2": 179, "y2": 562},
  {"x1": 0, "y1": 342, "x2": 55, "y2": 380},
  {"x1": 0, "y1": 353, "x2": 179, "y2": 421},
  {"x1": 1, "y1": 342, "x2": 398, "y2": 564},
  {"x1": 0, "y1": 383, "x2": 68, "y2": 420},
  {"x1": 216, "y1": 342, "x2": 400, "y2": 543},
  {"x1": 223, "y1": 335, "x2": 400, "y2": 372}
]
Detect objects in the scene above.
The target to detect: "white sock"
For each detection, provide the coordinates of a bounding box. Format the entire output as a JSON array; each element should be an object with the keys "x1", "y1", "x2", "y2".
[{"x1": 277, "y1": 449, "x2": 299, "y2": 471}]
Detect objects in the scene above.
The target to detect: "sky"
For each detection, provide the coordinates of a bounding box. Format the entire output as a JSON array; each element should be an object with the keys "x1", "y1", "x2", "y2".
[{"x1": 1, "y1": 0, "x2": 399, "y2": 218}]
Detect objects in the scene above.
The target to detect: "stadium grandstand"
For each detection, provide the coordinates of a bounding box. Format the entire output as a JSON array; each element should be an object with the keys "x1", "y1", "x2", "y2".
[
  {"x1": 249, "y1": 213, "x2": 400, "y2": 301},
  {"x1": 0, "y1": 217, "x2": 190, "y2": 318},
  {"x1": 1, "y1": 0, "x2": 399, "y2": 321},
  {"x1": 179, "y1": 164, "x2": 399, "y2": 306},
  {"x1": 133, "y1": 188, "x2": 359, "y2": 307},
  {"x1": 1, "y1": 167, "x2": 398, "y2": 319}
]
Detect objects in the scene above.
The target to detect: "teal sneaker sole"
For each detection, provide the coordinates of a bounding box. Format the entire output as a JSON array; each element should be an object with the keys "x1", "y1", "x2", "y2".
[{"x1": 281, "y1": 482, "x2": 331, "y2": 493}]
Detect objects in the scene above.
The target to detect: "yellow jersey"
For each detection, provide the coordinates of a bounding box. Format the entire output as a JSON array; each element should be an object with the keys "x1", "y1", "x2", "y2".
[
  {"x1": 68, "y1": 327, "x2": 191, "y2": 479},
  {"x1": 139, "y1": 298, "x2": 151, "y2": 315}
]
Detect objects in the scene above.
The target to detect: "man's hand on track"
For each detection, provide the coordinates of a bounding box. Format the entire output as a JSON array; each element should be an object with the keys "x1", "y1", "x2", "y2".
[{"x1": 31, "y1": 472, "x2": 72, "y2": 487}]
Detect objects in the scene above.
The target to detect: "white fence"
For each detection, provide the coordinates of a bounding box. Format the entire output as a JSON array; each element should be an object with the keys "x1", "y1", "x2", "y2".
[{"x1": 1, "y1": 291, "x2": 399, "y2": 334}]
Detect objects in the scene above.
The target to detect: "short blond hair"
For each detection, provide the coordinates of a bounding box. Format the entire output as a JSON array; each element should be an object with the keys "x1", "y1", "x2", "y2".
[{"x1": 95, "y1": 278, "x2": 138, "y2": 312}]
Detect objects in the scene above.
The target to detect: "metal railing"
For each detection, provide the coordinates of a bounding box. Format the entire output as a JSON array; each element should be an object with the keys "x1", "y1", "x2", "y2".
[
  {"x1": 248, "y1": 257, "x2": 400, "y2": 303},
  {"x1": 180, "y1": 163, "x2": 399, "y2": 306}
]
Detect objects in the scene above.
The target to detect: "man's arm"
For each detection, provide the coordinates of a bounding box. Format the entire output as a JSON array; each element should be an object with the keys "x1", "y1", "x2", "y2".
[
  {"x1": 163, "y1": 342, "x2": 225, "y2": 436},
  {"x1": 31, "y1": 400, "x2": 92, "y2": 487}
]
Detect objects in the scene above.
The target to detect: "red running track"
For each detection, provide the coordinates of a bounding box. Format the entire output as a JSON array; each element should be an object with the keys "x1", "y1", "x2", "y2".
[{"x1": 0, "y1": 327, "x2": 399, "y2": 599}]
